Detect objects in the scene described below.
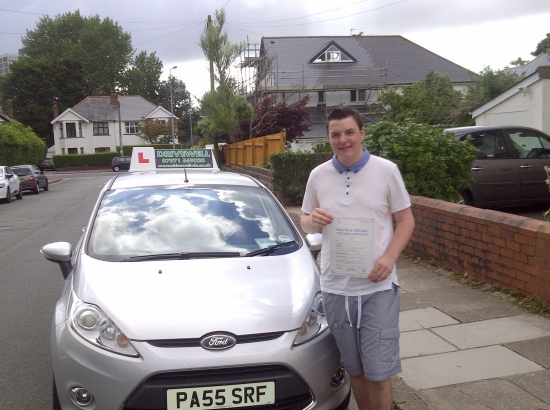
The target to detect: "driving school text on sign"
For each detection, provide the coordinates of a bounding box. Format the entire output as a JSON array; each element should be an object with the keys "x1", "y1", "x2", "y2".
[{"x1": 155, "y1": 149, "x2": 213, "y2": 168}]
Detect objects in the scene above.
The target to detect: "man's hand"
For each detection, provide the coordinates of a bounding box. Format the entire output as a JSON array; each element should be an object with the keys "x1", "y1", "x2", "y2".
[
  {"x1": 300, "y1": 208, "x2": 334, "y2": 234},
  {"x1": 368, "y1": 255, "x2": 395, "y2": 283}
]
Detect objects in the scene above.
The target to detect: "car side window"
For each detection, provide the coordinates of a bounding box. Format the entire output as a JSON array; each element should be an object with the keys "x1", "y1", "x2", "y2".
[
  {"x1": 469, "y1": 132, "x2": 509, "y2": 159},
  {"x1": 508, "y1": 129, "x2": 550, "y2": 158}
]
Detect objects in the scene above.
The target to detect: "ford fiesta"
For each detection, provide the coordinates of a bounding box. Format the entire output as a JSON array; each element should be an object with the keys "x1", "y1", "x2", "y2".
[{"x1": 42, "y1": 148, "x2": 350, "y2": 410}]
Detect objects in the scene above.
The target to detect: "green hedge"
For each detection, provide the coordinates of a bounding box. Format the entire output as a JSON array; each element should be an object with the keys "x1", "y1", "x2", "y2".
[
  {"x1": 52, "y1": 151, "x2": 119, "y2": 168},
  {"x1": 271, "y1": 151, "x2": 332, "y2": 205},
  {"x1": 0, "y1": 122, "x2": 47, "y2": 166}
]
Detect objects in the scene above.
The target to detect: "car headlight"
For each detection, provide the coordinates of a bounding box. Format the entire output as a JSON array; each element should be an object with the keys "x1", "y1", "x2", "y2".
[
  {"x1": 293, "y1": 292, "x2": 328, "y2": 346},
  {"x1": 0, "y1": 182, "x2": 5, "y2": 188},
  {"x1": 68, "y1": 292, "x2": 140, "y2": 357}
]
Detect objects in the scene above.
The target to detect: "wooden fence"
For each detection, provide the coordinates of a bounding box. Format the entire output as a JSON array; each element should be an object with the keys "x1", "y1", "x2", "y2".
[{"x1": 222, "y1": 132, "x2": 286, "y2": 167}]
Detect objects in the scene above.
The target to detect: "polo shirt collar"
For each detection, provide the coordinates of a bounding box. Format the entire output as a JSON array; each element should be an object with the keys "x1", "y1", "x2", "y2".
[{"x1": 332, "y1": 148, "x2": 371, "y2": 173}]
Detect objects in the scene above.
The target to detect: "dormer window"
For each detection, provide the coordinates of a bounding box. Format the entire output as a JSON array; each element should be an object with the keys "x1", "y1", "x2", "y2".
[{"x1": 311, "y1": 42, "x2": 356, "y2": 64}]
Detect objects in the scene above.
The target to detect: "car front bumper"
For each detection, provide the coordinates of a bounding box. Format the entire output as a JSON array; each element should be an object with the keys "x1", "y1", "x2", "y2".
[{"x1": 52, "y1": 320, "x2": 349, "y2": 410}]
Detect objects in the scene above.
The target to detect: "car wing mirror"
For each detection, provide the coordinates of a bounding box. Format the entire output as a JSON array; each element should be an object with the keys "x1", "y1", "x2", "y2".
[
  {"x1": 305, "y1": 233, "x2": 322, "y2": 260},
  {"x1": 41, "y1": 242, "x2": 73, "y2": 279}
]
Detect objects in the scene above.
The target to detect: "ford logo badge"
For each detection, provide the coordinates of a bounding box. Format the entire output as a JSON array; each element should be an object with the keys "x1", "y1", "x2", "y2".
[{"x1": 200, "y1": 334, "x2": 237, "y2": 350}]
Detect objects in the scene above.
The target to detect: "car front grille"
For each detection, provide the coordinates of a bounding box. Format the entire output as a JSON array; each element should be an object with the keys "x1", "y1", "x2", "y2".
[
  {"x1": 122, "y1": 364, "x2": 313, "y2": 410},
  {"x1": 145, "y1": 331, "x2": 285, "y2": 348}
]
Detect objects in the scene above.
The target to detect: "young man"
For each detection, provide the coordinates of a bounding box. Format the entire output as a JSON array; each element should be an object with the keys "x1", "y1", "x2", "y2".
[{"x1": 300, "y1": 107, "x2": 415, "y2": 410}]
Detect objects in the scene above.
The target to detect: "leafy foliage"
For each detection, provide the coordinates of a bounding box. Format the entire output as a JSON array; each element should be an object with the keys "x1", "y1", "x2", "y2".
[
  {"x1": 271, "y1": 151, "x2": 332, "y2": 205},
  {"x1": 363, "y1": 121, "x2": 477, "y2": 201},
  {"x1": 0, "y1": 122, "x2": 47, "y2": 166},
  {"x1": 447, "y1": 66, "x2": 522, "y2": 127},
  {"x1": 52, "y1": 151, "x2": 117, "y2": 168},
  {"x1": 137, "y1": 120, "x2": 172, "y2": 144},
  {"x1": 532, "y1": 33, "x2": 550, "y2": 56},
  {"x1": 120, "y1": 51, "x2": 164, "y2": 103},
  {"x1": 22, "y1": 10, "x2": 133, "y2": 96},
  {"x1": 378, "y1": 71, "x2": 462, "y2": 126},
  {"x1": 243, "y1": 95, "x2": 311, "y2": 142}
]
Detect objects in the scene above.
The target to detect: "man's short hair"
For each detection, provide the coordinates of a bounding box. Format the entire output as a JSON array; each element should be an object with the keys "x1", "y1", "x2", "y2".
[{"x1": 326, "y1": 106, "x2": 364, "y2": 134}]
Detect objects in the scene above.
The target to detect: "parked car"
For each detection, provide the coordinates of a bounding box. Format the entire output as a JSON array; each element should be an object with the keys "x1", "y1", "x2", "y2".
[
  {"x1": 41, "y1": 148, "x2": 350, "y2": 410},
  {"x1": 11, "y1": 165, "x2": 49, "y2": 194},
  {"x1": 111, "y1": 156, "x2": 131, "y2": 171},
  {"x1": 0, "y1": 165, "x2": 23, "y2": 203},
  {"x1": 39, "y1": 157, "x2": 56, "y2": 171},
  {"x1": 446, "y1": 125, "x2": 550, "y2": 208}
]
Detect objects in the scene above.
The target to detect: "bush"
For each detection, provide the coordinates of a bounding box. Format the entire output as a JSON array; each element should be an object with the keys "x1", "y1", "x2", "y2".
[
  {"x1": 363, "y1": 121, "x2": 476, "y2": 201},
  {"x1": 0, "y1": 122, "x2": 47, "y2": 166},
  {"x1": 53, "y1": 151, "x2": 118, "y2": 168},
  {"x1": 271, "y1": 151, "x2": 331, "y2": 205}
]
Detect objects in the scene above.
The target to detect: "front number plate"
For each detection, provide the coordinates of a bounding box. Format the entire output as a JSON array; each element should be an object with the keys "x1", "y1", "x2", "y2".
[{"x1": 167, "y1": 382, "x2": 275, "y2": 410}]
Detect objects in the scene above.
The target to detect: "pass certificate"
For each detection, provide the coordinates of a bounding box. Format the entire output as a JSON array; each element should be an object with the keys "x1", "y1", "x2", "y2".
[{"x1": 330, "y1": 217, "x2": 374, "y2": 277}]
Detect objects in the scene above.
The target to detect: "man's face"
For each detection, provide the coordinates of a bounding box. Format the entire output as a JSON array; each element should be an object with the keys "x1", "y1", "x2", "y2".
[{"x1": 327, "y1": 116, "x2": 365, "y2": 168}]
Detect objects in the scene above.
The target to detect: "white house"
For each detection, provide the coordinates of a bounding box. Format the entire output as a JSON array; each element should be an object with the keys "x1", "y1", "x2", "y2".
[
  {"x1": 241, "y1": 35, "x2": 477, "y2": 152},
  {"x1": 50, "y1": 92, "x2": 175, "y2": 155},
  {"x1": 472, "y1": 65, "x2": 550, "y2": 134}
]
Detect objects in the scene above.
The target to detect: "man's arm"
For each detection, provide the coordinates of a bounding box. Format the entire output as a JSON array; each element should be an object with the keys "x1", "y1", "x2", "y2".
[
  {"x1": 300, "y1": 208, "x2": 334, "y2": 234},
  {"x1": 368, "y1": 207, "x2": 415, "y2": 283}
]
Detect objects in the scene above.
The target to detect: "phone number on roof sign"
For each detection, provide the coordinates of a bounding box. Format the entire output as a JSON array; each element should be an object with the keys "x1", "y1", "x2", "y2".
[{"x1": 155, "y1": 149, "x2": 214, "y2": 168}]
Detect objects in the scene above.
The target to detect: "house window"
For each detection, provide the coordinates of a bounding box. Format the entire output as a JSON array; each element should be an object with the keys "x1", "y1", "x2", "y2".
[
  {"x1": 80, "y1": 147, "x2": 84, "y2": 154},
  {"x1": 95, "y1": 147, "x2": 110, "y2": 152},
  {"x1": 94, "y1": 122, "x2": 109, "y2": 135},
  {"x1": 66, "y1": 123, "x2": 77, "y2": 138},
  {"x1": 313, "y1": 45, "x2": 353, "y2": 63},
  {"x1": 351, "y1": 90, "x2": 367, "y2": 102},
  {"x1": 125, "y1": 121, "x2": 138, "y2": 134},
  {"x1": 59, "y1": 123, "x2": 64, "y2": 138},
  {"x1": 318, "y1": 91, "x2": 325, "y2": 104},
  {"x1": 68, "y1": 148, "x2": 78, "y2": 154},
  {"x1": 62, "y1": 148, "x2": 65, "y2": 154}
]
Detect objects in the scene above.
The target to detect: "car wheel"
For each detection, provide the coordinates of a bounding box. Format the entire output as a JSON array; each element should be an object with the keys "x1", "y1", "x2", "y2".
[
  {"x1": 52, "y1": 379, "x2": 62, "y2": 410},
  {"x1": 113, "y1": 165, "x2": 120, "y2": 172},
  {"x1": 16, "y1": 189, "x2": 23, "y2": 200},
  {"x1": 460, "y1": 190, "x2": 474, "y2": 206},
  {"x1": 4, "y1": 188, "x2": 12, "y2": 203},
  {"x1": 33, "y1": 182, "x2": 40, "y2": 194},
  {"x1": 44, "y1": 181, "x2": 49, "y2": 192}
]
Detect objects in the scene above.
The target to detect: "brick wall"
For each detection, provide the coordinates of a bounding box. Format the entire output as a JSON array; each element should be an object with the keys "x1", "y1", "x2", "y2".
[{"x1": 407, "y1": 196, "x2": 550, "y2": 306}]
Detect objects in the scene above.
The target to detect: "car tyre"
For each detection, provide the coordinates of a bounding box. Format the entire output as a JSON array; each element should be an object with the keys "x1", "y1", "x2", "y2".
[
  {"x1": 52, "y1": 378, "x2": 62, "y2": 410},
  {"x1": 44, "y1": 181, "x2": 49, "y2": 192},
  {"x1": 16, "y1": 189, "x2": 23, "y2": 200},
  {"x1": 4, "y1": 188, "x2": 11, "y2": 203},
  {"x1": 113, "y1": 165, "x2": 121, "y2": 172},
  {"x1": 33, "y1": 182, "x2": 40, "y2": 194}
]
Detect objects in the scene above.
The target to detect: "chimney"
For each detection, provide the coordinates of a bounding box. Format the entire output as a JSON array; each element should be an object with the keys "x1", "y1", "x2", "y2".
[
  {"x1": 7, "y1": 99, "x2": 13, "y2": 119},
  {"x1": 53, "y1": 101, "x2": 59, "y2": 118},
  {"x1": 110, "y1": 90, "x2": 119, "y2": 106}
]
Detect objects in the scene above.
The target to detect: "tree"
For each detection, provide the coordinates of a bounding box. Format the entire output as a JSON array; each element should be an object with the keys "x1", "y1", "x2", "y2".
[
  {"x1": 532, "y1": 33, "x2": 550, "y2": 56},
  {"x1": 378, "y1": 71, "x2": 462, "y2": 126},
  {"x1": 243, "y1": 95, "x2": 311, "y2": 142},
  {"x1": 447, "y1": 66, "x2": 522, "y2": 126},
  {"x1": 120, "y1": 51, "x2": 163, "y2": 102},
  {"x1": 137, "y1": 120, "x2": 171, "y2": 144},
  {"x1": 509, "y1": 57, "x2": 528, "y2": 67},
  {"x1": 199, "y1": 9, "x2": 247, "y2": 160},
  {"x1": 22, "y1": 10, "x2": 133, "y2": 95},
  {"x1": 0, "y1": 57, "x2": 87, "y2": 144},
  {"x1": 0, "y1": 122, "x2": 47, "y2": 166}
]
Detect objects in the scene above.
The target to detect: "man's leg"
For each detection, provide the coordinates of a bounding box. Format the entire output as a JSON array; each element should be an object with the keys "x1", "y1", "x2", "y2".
[{"x1": 350, "y1": 374, "x2": 392, "y2": 410}]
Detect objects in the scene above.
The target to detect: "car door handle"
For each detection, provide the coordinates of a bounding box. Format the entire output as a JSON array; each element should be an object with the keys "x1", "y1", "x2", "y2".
[
  {"x1": 471, "y1": 166, "x2": 484, "y2": 171},
  {"x1": 520, "y1": 165, "x2": 533, "y2": 169}
]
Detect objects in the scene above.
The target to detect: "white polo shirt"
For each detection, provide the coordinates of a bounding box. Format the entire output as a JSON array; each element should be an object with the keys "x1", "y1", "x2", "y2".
[{"x1": 301, "y1": 154, "x2": 411, "y2": 296}]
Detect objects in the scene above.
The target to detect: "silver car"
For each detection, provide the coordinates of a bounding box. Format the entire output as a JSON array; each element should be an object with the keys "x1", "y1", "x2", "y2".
[{"x1": 42, "y1": 149, "x2": 350, "y2": 410}]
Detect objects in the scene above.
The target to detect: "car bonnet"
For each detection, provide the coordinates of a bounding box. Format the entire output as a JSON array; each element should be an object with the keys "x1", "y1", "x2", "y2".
[{"x1": 71, "y1": 248, "x2": 319, "y2": 340}]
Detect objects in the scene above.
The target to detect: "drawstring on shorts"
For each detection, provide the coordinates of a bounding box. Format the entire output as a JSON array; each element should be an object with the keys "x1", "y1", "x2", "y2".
[{"x1": 345, "y1": 295, "x2": 362, "y2": 328}]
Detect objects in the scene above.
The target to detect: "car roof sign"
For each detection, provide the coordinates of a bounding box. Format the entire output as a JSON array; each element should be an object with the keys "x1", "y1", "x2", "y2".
[{"x1": 129, "y1": 147, "x2": 219, "y2": 172}]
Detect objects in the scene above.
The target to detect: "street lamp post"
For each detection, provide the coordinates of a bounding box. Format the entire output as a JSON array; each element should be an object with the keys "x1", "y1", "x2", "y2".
[
  {"x1": 169, "y1": 65, "x2": 177, "y2": 149},
  {"x1": 189, "y1": 110, "x2": 193, "y2": 143}
]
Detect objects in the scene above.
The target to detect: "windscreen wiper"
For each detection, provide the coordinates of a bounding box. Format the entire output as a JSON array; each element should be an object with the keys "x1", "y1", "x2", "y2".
[
  {"x1": 244, "y1": 241, "x2": 297, "y2": 257},
  {"x1": 122, "y1": 252, "x2": 241, "y2": 262}
]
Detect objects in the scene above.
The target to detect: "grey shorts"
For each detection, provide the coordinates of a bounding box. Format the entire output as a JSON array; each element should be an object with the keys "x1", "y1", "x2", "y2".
[{"x1": 323, "y1": 284, "x2": 401, "y2": 381}]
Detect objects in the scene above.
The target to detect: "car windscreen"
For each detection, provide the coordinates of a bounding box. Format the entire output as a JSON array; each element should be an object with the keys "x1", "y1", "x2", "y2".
[
  {"x1": 87, "y1": 185, "x2": 300, "y2": 261},
  {"x1": 12, "y1": 168, "x2": 32, "y2": 176}
]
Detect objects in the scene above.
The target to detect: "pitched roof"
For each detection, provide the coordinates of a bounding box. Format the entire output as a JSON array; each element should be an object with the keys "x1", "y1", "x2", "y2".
[
  {"x1": 260, "y1": 35, "x2": 476, "y2": 90},
  {"x1": 504, "y1": 53, "x2": 550, "y2": 78},
  {"x1": 71, "y1": 95, "x2": 158, "y2": 122}
]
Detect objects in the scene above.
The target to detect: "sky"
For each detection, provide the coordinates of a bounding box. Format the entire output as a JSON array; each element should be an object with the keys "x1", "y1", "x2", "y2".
[{"x1": 1, "y1": 0, "x2": 549, "y2": 103}]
